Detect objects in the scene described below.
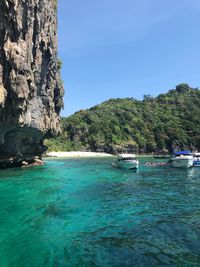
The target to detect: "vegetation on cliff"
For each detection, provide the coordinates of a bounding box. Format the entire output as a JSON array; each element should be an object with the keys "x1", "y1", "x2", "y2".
[{"x1": 45, "y1": 84, "x2": 200, "y2": 153}]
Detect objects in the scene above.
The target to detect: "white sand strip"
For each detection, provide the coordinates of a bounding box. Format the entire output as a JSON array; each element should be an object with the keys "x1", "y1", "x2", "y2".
[{"x1": 46, "y1": 151, "x2": 114, "y2": 158}]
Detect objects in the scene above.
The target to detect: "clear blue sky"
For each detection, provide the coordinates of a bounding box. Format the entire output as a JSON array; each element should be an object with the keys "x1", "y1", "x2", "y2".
[{"x1": 58, "y1": 0, "x2": 200, "y2": 116}]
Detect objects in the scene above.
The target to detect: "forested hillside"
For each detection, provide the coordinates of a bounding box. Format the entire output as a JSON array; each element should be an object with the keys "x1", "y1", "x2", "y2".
[{"x1": 45, "y1": 84, "x2": 200, "y2": 153}]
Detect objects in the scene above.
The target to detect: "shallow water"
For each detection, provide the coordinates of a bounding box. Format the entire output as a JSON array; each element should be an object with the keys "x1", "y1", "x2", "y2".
[{"x1": 0, "y1": 157, "x2": 200, "y2": 266}]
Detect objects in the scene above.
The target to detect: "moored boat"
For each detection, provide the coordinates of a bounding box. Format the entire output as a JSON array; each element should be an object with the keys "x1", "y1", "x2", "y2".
[
  {"x1": 116, "y1": 154, "x2": 139, "y2": 169},
  {"x1": 193, "y1": 152, "x2": 200, "y2": 167},
  {"x1": 153, "y1": 150, "x2": 170, "y2": 159},
  {"x1": 171, "y1": 151, "x2": 193, "y2": 168},
  {"x1": 153, "y1": 154, "x2": 170, "y2": 159}
]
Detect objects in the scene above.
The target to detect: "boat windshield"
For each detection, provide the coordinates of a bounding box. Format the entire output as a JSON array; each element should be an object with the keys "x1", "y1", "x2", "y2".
[
  {"x1": 120, "y1": 157, "x2": 135, "y2": 160},
  {"x1": 193, "y1": 153, "x2": 200, "y2": 157},
  {"x1": 117, "y1": 154, "x2": 137, "y2": 160}
]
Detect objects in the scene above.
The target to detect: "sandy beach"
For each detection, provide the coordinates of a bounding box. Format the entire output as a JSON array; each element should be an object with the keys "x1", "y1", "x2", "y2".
[{"x1": 46, "y1": 151, "x2": 114, "y2": 158}]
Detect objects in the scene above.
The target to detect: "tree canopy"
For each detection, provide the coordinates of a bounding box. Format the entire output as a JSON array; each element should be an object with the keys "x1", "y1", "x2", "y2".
[{"x1": 45, "y1": 84, "x2": 200, "y2": 154}]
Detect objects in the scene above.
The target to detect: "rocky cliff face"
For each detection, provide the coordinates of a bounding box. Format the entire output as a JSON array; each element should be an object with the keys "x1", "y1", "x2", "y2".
[{"x1": 0, "y1": 0, "x2": 63, "y2": 166}]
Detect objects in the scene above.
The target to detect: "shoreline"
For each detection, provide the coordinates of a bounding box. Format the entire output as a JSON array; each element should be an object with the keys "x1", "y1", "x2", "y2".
[
  {"x1": 45, "y1": 151, "x2": 154, "y2": 159},
  {"x1": 45, "y1": 151, "x2": 114, "y2": 158}
]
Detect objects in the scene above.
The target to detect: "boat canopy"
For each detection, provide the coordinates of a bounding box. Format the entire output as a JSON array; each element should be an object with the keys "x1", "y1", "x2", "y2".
[
  {"x1": 118, "y1": 154, "x2": 136, "y2": 159},
  {"x1": 174, "y1": 150, "x2": 192, "y2": 156}
]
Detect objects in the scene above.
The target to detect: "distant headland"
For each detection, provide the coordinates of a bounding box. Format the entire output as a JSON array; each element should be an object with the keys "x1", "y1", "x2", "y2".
[{"x1": 45, "y1": 83, "x2": 200, "y2": 155}]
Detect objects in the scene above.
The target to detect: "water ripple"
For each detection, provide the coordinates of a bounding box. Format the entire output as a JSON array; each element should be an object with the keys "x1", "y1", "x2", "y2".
[{"x1": 0, "y1": 158, "x2": 200, "y2": 266}]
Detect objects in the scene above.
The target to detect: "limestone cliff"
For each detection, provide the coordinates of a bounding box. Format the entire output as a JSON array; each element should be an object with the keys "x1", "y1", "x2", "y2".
[{"x1": 0, "y1": 0, "x2": 64, "y2": 166}]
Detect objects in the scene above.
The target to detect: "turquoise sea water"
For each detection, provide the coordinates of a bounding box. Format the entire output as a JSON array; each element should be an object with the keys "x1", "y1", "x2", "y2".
[{"x1": 0, "y1": 157, "x2": 200, "y2": 267}]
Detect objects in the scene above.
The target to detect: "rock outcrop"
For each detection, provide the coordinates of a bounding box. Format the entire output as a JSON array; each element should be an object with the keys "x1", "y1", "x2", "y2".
[{"x1": 0, "y1": 0, "x2": 64, "y2": 167}]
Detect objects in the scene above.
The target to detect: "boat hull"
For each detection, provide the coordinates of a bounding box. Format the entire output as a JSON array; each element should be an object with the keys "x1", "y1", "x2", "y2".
[
  {"x1": 116, "y1": 159, "x2": 139, "y2": 169},
  {"x1": 171, "y1": 157, "x2": 193, "y2": 168},
  {"x1": 193, "y1": 160, "x2": 200, "y2": 167}
]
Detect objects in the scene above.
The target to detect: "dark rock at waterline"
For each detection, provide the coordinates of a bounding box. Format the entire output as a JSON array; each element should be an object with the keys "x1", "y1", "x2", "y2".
[
  {"x1": 0, "y1": 154, "x2": 44, "y2": 168},
  {"x1": 0, "y1": 0, "x2": 64, "y2": 167}
]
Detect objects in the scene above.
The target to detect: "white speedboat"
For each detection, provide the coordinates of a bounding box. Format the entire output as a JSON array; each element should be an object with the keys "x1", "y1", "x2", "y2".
[
  {"x1": 116, "y1": 154, "x2": 139, "y2": 169},
  {"x1": 171, "y1": 151, "x2": 193, "y2": 168},
  {"x1": 193, "y1": 152, "x2": 200, "y2": 167}
]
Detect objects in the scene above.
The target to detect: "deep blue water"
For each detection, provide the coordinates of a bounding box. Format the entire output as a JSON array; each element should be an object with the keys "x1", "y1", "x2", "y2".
[{"x1": 0, "y1": 157, "x2": 200, "y2": 266}]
